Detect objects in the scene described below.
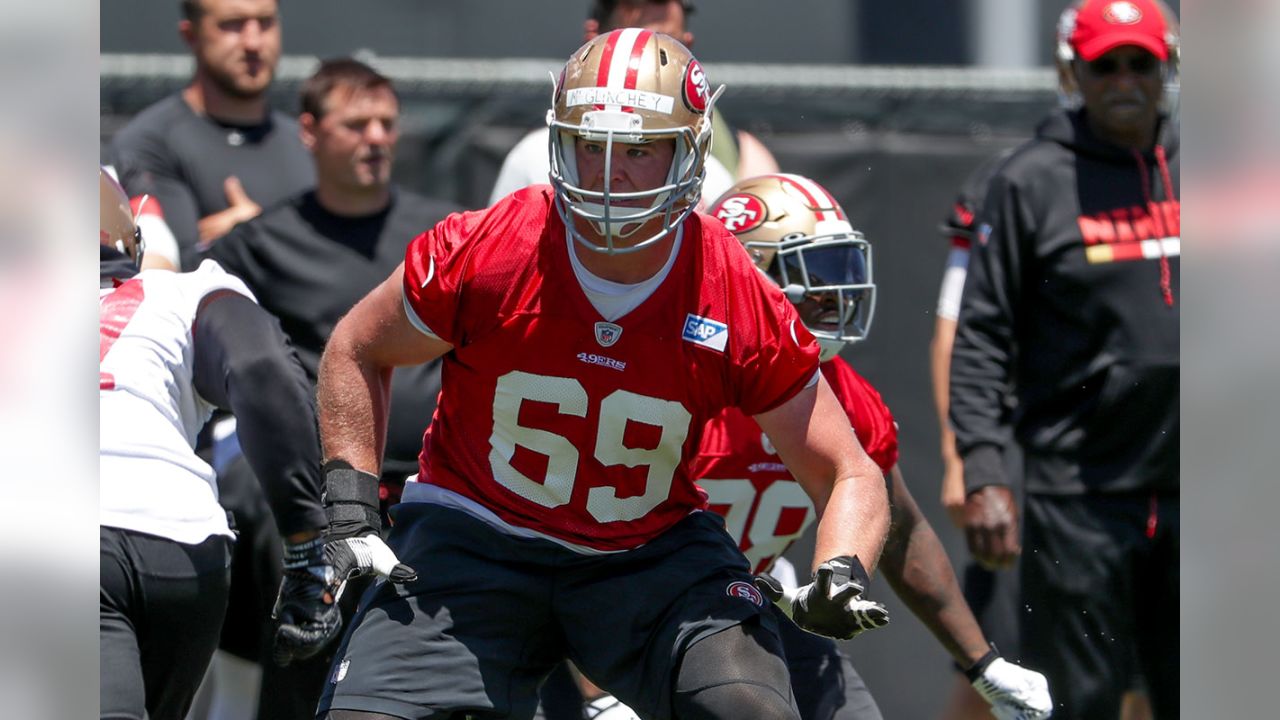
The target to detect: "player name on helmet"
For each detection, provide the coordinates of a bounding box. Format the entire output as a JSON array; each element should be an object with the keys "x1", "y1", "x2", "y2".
[{"x1": 566, "y1": 87, "x2": 675, "y2": 114}]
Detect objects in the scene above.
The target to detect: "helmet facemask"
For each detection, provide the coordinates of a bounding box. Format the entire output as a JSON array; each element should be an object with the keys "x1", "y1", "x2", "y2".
[{"x1": 758, "y1": 228, "x2": 875, "y2": 362}]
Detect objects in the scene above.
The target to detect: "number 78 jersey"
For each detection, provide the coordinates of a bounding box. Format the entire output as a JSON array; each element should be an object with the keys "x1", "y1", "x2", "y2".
[
  {"x1": 401, "y1": 188, "x2": 820, "y2": 553},
  {"x1": 693, "y1": 357, "x2": 900, "y2": 574}
]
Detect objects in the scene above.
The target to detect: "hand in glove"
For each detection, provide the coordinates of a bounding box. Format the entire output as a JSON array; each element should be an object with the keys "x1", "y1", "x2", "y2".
[
  {"x1": 755, "y1": 555, "x2": 889, "y2": 640},
  {"x1": 967, "y1": 646, "x2": 1054, "y2": 720},
  {"x1": 322, "y1": 462, "x2": 417, "y2": 603},
  {"x1": 271, "y1": 536, "x2": 343, "y2": 666}
]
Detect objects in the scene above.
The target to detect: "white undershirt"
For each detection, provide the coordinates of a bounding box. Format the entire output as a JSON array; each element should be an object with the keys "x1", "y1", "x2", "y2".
[
  {"x1": 935, "y1": 246, "x2": 971, "y2": 321},
  {"x1": 566, "y1": 225, "x2": 683, "y2": 321}
]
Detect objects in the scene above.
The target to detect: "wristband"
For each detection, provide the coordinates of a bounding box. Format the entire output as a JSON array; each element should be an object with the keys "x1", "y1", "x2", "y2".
[
  {"x1": 824, "y1": 554, "x2": 872, "y2": 592},
  {"x1": 963, "y1": 642, "x2": 1001, "y2": 682},
  {"x1": 322, "y1": 460, "x2": 382, "y2": 535},
  {"x1": 282, "y1": 536, "x2": 326, "y2": 570}
]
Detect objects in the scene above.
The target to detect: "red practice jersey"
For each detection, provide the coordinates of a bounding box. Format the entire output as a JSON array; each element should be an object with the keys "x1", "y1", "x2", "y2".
[
  {"x1": 693, "y1": 357, "x2": 899, "y2": 573},
  {"x1": 401, "y1": 186, "x2": 819, "y2": 551}
]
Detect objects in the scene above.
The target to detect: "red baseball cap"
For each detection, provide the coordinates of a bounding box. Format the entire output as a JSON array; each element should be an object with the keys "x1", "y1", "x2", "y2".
[{"x1": 1069, "y1": 0, "x2": 1169, "y2": 62}]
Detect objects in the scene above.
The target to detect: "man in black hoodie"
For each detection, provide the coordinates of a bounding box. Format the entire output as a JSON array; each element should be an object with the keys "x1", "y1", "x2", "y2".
[{"x1": 949, "y1": 1, "x2": 1179, "y2": 718}]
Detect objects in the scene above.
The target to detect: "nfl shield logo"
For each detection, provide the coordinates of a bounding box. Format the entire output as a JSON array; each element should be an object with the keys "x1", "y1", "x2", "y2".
[{"x1": 594, "y1": 322, "x2": 623, "y2": 347}]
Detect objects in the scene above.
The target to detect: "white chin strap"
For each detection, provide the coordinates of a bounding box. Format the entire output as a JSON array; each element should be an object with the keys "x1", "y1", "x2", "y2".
[
  {"x1": 577, "y1": 200, "x2": 655, "y2": 238},
  {"x1": 816, "y1": 337, "x2": 846, "y2": 363}
]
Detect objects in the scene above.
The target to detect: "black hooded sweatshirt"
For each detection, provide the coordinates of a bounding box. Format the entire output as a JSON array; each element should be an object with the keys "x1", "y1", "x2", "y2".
[{"x1": 950, "y1": 109, "x2": 1179, "y2": 496}]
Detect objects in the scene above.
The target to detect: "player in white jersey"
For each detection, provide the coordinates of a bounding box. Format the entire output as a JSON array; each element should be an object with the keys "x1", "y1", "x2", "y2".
[{"x1": 99, "y1": 168, "x2": 336, "y2": 720}]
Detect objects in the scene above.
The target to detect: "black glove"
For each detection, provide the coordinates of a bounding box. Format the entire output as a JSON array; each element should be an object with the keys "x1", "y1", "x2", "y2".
[
  {"x1": 271, "y1": 536, "x2": 343, "y2": 666},
  {"x1": 778, "y1": 555, "x2": 889, "y2": 640},
  {"x1": 322, "y1": 461, "x2": 417, "y2": 603}
]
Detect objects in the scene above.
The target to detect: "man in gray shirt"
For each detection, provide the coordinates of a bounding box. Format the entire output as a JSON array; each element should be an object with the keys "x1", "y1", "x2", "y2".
[{"x1": 110, "y1": 0, "x2": 313, "y2": 270}]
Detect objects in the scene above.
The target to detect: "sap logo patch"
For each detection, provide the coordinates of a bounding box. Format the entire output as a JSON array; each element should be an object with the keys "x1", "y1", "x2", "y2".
[
  {"x1": 682, "y1": 313, "x2": 728, "y2": 353},
  {"x1": 977, "y1": 222, "x2": 992, "y2": 247},
  {"x1": 726, "y1": 580, "x2": 765, "y2": 607}
]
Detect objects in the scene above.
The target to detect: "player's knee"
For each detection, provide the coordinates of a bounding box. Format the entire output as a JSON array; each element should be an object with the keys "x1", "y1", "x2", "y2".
[
  {"x1": 672, "y1": 620, "x2": 799, "y2": 720},
  {"x1": 673, "y1": 681, "x2": 799, "y2": 720}
]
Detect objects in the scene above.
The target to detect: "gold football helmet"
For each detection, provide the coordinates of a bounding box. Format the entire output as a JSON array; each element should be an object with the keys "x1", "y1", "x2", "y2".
[
  {"x1": 100, "y1": 167, "x2": 144, "y2": 267},
  {"x1": 548, "y1": 28, "x2": 723, "y2": 254},
  {"x1": 709, "y1": 174, "x2": 875, "y2": 361}
]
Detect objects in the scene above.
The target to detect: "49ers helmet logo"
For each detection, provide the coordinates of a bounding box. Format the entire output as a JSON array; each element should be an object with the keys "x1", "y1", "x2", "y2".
[
  {"x1": 1102, "y1": 1, "x2": 1143, "y2": 25},
  {"x1": 711, "y1": 193, "x2": 766, "y2": 234},
  {"x1": 683, "y1": 60, "x2": 710, "y2": 113}
]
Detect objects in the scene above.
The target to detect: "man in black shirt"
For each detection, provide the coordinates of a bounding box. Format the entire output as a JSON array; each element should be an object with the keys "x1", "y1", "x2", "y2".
[
  {"x1": 110, "y1": 0, "x2": 313, "y2": 270},
  {"x1": 207, "y1": 57, "x2": 458, "y2": 719}
]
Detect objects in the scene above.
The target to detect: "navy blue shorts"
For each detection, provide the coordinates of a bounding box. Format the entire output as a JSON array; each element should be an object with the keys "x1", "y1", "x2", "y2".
[{"x1": 318, "y1": 504, "x2": 777, "y2": 720}]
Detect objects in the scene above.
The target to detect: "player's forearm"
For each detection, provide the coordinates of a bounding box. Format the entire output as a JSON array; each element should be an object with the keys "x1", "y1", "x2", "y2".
[
  {"x1": 316, "y1": 326, "x2": 392, "y2": 474},
  {"x1": 810, "y1": 458, "x2": 890, "y2": 575},
  {"x1": 879, "y1": 472, "x2": 989, "y2": 666},
  {"x1": 929, "y1": 317, "x2": 957, "y2": 431}
]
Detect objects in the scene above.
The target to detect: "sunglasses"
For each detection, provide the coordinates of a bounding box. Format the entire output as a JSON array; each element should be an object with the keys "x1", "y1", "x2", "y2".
[{"x1": 1084, "y1": 53, "x2": 1161, "y2": 77}]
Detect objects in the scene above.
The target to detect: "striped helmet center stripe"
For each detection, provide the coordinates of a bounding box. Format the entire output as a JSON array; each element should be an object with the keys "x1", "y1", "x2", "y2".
[
  {"x1": 605, "y1": 28, "x2": 647, "y2": 90},
  {"x1": 775, "y1": 174, "x2": 842, "y2": 222}
]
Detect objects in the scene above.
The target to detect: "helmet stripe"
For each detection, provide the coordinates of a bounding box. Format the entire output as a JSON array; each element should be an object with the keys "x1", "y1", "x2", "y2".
[
  {"x1": 595, "y1": 30, "x2": 622, "y2": 90},
  {"x1": 598, "y1": 28, "x2": 648, "y2": 112},
  {"x1": 775, "y1": 174, "x2": 841, "y2": 222},
  {"x1": 604, "y1": 28, "x2": 644, "y2": 90},
  {"x1": 623, "y1": 30, "x2": 653, "y2": 91}
]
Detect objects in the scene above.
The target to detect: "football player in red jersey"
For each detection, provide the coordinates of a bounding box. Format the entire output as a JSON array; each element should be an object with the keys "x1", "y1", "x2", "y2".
[
  {"x1": 689, "y1": 174, "x2": 1053, "y2": 720},
  {"x1": 312, "y1": 31, "x2": 890, "y2": 720}
]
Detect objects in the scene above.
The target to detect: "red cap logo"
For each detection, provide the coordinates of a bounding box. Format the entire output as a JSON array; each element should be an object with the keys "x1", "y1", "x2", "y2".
[
  {"x1": 683, "y1": 60, "x2": 710, "y2": 113},
  {"x1": 711, "y1": 193, "x2": 766, "y2": 234},
  {"x1": 1102, "y1": 1, "x2": 1143, "y2": 25},
  {"x1": 1070, "y1": 0, "x2": 1168, "y2": 61}
]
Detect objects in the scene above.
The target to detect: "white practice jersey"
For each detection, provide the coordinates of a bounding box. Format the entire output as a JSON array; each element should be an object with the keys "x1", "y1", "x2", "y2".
[{"x1": 99, "y1": 260, "x2": 255, "y2": 544}]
